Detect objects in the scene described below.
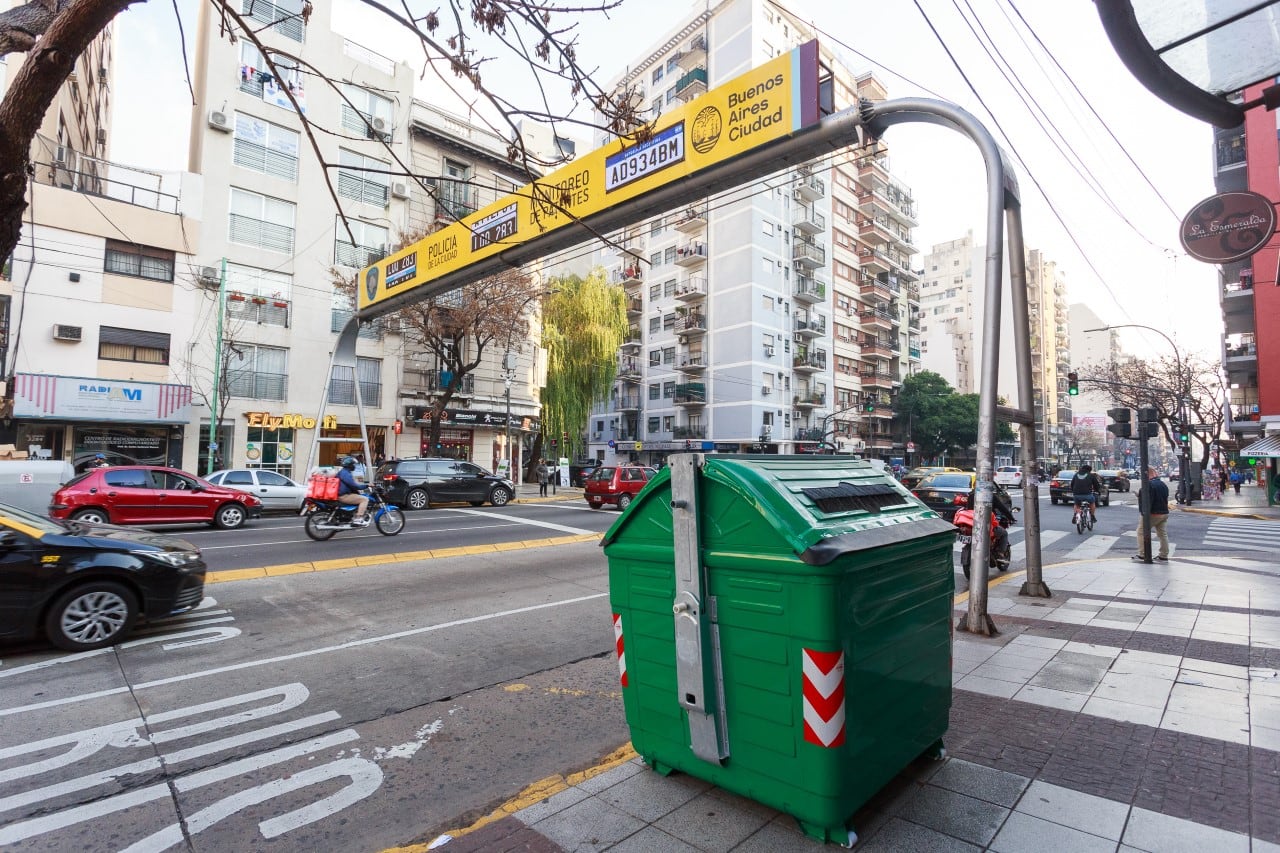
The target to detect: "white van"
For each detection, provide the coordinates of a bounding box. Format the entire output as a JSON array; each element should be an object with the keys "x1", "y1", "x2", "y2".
[{"x1": 0, "y1": 460, "x2": 77, "y2": 516}]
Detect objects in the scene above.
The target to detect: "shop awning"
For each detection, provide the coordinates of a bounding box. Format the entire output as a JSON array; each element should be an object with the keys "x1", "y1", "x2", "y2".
[{"x1": 1240, "y1": 433, "x2": 1280, "y2": 457}]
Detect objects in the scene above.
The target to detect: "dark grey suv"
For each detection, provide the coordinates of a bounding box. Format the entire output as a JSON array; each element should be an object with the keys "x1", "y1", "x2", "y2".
[{"x1": 374, "y1": 458, "x2": 515, "y2": 510}]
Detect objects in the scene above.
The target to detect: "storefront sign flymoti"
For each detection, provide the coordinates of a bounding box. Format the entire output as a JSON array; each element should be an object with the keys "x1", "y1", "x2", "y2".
[
  {"x1": 359, "y1": 41, "x2": 820, "y2": 311},
  {"x1": 244, "y1": 412, "x2": 339, "y2": 431}
]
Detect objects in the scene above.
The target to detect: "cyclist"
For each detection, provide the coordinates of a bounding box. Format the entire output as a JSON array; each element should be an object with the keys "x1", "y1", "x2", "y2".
[
  {"x1": 336, "y1": 456, "x2": 371, "y2": 525},
  {"x1": 1070, "y1": 464, "x2": 1104, "y2": 525}
]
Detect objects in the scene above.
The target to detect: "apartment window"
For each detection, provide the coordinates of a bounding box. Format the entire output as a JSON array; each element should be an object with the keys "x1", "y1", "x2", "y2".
[
  {"x1": 98, "y1": 326, "x2": 169, "y2": 364},
  {"x1": 664, "y1": 246, "x2": 677, "y2": 265},
  {"x1": 667, "y1": 56, "x2": 680, "y2": 73},
  {"x1": 103, "y1": 239, "x2": 175, "y2": 282},
  {"x1": 666, "y1": 87, "x2": 679, "y2": 104},
  {"x1": 663, "y1": 313, "x2": 675, "y2": 330},
  {"x1": 334, "y1": 217, "x2": 389, "y2": 268},
  {"x1": 435, "y1": 159, "x2": 476, "y2": 219},
  {"x1": 649, "y1": 284, "x2": 660, "y2": 300},
  {"x1": 663, "y1": 381, "x2": 675, "y2": 398},
  {"x1": 340, "y1": 83, "x2": 393, "y2": 137},
  {"x1": 649, "y1": 316, "x2": 661, "y2": 333},
  {"x1": 337, "y1": 148, "x2": 390, "y2": 206},
  {"x1": 662, "y1": 346, "x2": 675, "y2": 364},
  {"x1": 762, "y1": 257, "x2": 773, "y2": 276},
  {"x1": 652, "y1": 66, "x2": 664, "y2": 84},
  {"x1": 229, "y1": 187, "x2": 295, "y2": 253},
  {"x1": 662, "y1": 416, "x2": 674, "y2": 431},
  {"x1": 647, "y1": 416, "x2": 660, "y2": 432},
  {"x1": 228, "y1": 344, "x2": 288, "y2": 400},
  {"x1": 649, "y1": 349, "x2": 661, "y2": 366},
  {"x1": 225, "y1": 263, "x2": 292, "y2": 326},
  {"x1": 240, "y1": 0, "x2": 305, "y2": 41},
  {"x1": 648, "y1": 383, "x2": 660, "y2": 400},
  {"x1": 664, "y1": 279, "x2": 676, "y2": 297},
  {"x1": 650, "y1": 251, "x2": 662, "y2": 267},
  {"x1": 329, "y1": 356, "x2": 382, "y2": 407},
  {"x1": 650, "y1": 97, "x2": 662, "y2": 116},
  {"x1": 233, "y1": 112, "x2": 300, "y2": 181},
  {"x1": 762, "y1": 221, "x2": 774, "y2": 235},
  {"x1": 236, "y1": 43, "x2": 302, "y2": 100},
  {"x1": 650, "y1": 218, "x2": 664, "y2": 236}
]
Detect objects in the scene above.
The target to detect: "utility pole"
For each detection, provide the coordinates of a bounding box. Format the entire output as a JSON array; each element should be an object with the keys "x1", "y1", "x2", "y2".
[
  {"x1": 207, "y1": 257, "x2": 226, "y2": 476},
  {"x1": 1136, "y1": 405, "x2": 1159, "y2": 563},
  {"x1": 503, "y1": 350, "x2": 515, "y2": 483}
]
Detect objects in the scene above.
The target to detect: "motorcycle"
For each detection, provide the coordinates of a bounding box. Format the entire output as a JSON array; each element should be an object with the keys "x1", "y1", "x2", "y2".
[
  {"x1": 953, "y1": 503, "x2": 1017, "y2": 580},
  {"x1": 302, "y1": 485, "x2": 405, "y2": 540}
]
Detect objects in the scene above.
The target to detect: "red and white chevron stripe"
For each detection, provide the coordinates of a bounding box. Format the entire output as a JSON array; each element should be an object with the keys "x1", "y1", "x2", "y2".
[
  {"x1": 612, "y1": 613, "x2": 628, "y2": 687},
  {"x1": 802, "y1": 648, "x2": 845, "y2": 748}
]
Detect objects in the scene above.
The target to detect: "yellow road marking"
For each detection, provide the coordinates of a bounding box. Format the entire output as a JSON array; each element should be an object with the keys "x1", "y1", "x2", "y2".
[{"x1": 207, "y1": 532, "x2": 604, "y2": 584}]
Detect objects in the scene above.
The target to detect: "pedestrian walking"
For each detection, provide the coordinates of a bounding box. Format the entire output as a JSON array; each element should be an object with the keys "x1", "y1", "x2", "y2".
[
  {"x1": 1231, "y1": 468, "x2": 1243, "y2": 494},
  {"x1": 536, "y1": 459, "x2": 550, "y2": 497},
  {"x1": 1219, "y1": 467, "x2": 1228, "y2": 497},
  {"x1": 1134, "y1": 466, "x2": 1170, "y2": 562}
]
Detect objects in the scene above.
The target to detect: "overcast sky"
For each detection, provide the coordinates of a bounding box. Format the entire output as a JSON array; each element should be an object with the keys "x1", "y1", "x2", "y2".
[{"x1": 111, "y1": 0, "x2": 1223, "y2": 363}]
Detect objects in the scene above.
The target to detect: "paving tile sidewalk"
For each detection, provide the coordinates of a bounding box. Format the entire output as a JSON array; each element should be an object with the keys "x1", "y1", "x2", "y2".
[
  {"x1": 432, "y1": 554, "x2": 1280, "y2": 852},
  {"x1": 1177, "y1": 483, "x2": 1280, "y2": 520}
]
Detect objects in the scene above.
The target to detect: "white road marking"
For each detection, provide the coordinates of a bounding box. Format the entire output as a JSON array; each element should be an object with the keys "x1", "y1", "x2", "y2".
[
  {"x1": 1063, "y1": 535, "x2": 1122, "y2": 561},
  {"x1": 442, "y1": 508, "x2": 597, "y2": 535},
  {"x1": 194, "y1": 521, "x2": 531, "y2": 550},
  {"x1": 0, "y1": 592, "x2": 607, "y2": 718}
]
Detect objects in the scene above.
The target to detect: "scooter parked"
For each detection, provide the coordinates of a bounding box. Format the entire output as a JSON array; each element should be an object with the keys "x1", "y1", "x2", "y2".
[{"x1": 953, "y1": 502, "x2": 1016, "y2": 580}]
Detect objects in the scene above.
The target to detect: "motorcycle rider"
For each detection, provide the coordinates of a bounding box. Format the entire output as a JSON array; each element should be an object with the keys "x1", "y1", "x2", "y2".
[
  {"x1": 1070, "y1": 463, "x2": 1104, "y2": 524},
  {"x1": 966, "y1": 481, "x2": 1016, "y2": 560},
  {"x1": 336, "y1": 456, "x2": 371, "y2": 525}
]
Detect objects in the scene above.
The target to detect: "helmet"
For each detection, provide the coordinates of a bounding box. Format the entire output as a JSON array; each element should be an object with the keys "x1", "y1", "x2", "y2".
[
  {"x1": 340, "y1": 456, "x2": 357, "y2": 470},
  {"x1": 95, "y1": 453, "x2": 106, "y2": 460}
]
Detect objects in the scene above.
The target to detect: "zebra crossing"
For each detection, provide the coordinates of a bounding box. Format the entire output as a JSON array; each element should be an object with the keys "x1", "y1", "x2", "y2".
[{"x1": 1203, "y1": 517, "x2": 1280, "y2": 553}]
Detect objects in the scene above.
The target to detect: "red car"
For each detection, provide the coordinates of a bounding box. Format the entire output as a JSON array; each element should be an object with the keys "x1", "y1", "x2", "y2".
[
  {"x1": 50, "y1": 466, "x2": 263, "y2": 529},
  {"x1": 584, "y1": 465, "x2": 656, "y2": 510}
]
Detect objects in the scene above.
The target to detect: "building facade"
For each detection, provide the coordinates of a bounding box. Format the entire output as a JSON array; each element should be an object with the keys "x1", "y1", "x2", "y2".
[{"x1": 583, "y1": 0, "x2": 919, "y2": 466}]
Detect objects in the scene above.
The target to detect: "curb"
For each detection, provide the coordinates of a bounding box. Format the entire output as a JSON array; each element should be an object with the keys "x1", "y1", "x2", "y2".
[{"x1": 1174, "y1": 505, "x2": 1275, "y2": 521}]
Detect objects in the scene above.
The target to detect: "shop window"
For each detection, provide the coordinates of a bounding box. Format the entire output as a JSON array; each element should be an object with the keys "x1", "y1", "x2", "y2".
[
  {"x1": 104, "y1": 239, "x2": 175, "y2": 282},
  {"x1": 245, "y1": 426, "x2": 296, "y2": 474},
  {"x1": 98, "y1": 326, "x2": 170, "y2": 364}
]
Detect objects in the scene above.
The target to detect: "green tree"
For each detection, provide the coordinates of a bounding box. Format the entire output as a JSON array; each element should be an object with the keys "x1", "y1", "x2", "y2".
[
  {"x1": 540, "y1": 269, "x2": 628, "y2": 460},
  {"x1": 894, "y1": 371, "x2": 1013, "y2": 462}
]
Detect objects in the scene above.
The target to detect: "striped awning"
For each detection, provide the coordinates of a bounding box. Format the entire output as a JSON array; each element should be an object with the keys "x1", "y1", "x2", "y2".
[{"x1": 1240, "y1": 434, "x2": 1280, "y2": 458}]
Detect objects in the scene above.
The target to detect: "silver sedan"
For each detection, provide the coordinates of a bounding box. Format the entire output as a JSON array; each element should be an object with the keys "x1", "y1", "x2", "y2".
[{"x1": 205, "y1": 469, "x2": 307, "y2": 511}]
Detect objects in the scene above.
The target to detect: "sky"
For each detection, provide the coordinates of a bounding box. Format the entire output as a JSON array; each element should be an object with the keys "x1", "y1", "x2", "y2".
[{"x1": 110, "y1": 0, "x2": 1223, "y2": 364}]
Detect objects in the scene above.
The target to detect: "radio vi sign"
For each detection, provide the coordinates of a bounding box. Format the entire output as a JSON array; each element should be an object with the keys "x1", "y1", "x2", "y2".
[{"x1": 359, "y1": 41, "x2": 821, "y2": 312}]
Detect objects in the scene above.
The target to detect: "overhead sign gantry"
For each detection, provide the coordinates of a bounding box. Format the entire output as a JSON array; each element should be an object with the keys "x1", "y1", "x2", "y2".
[{"x1": 357, "y1": 41, "x2": 823, "y2": 317}]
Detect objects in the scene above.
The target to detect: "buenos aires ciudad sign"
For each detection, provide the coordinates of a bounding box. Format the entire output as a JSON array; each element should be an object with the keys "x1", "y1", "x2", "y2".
[
  {"x1": 359, "y1": 41, "x2": 821, "y2": 312},
  {"x1": 1179, "y1": 190, "x2": 1277, "y2": 263}
]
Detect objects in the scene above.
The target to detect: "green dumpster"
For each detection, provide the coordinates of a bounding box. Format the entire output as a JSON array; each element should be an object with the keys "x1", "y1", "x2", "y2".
[{"x1": 603, "y1": 454, "x2": 956, "y2": 844}]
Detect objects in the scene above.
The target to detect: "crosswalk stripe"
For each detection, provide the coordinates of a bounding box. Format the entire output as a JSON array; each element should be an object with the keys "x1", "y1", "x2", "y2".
[
  {"x1": 1063, "y1": 534, "x2": 1121, "y2": 561},
  {"x1": 1203, "y1": 518, "x2": 1280, "y2": 553}
]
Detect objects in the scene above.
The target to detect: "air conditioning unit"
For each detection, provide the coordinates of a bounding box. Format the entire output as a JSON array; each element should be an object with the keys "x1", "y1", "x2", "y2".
[
  {"x1": 197, "y1": 266, "x2": 220, "y2": 287},
  {"x1": 208, "y1": 110, "x2": 233, "y2": 133},
  {"x1": 369, "y1": 116, "x2": 389, "y2": 136},
  {"x1": 96, "y1": 128, "x2": 107, "y2": 145},
  {"x1": 762, "y1": 386, "x2": 773, "y2": 396},
  {"x1": 390, "y1": 181, "x2": 409, "y2": 200},
  {"x1": 53, "y1": 324, "x2": 82, "y2": 342},
  {"x1": 763, "y1": 345, "x2": 775, "y2": 357}
]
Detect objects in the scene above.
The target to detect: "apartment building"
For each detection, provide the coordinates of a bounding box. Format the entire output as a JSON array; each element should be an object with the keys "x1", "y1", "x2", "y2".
[
  {"x1": 184, "y1": 0, "x2": 549, "y2": 477},
  {"x1": 918, "y1": 231, "x2": 980, "y2": 391},
  {"x1": 584, "y1": 0, "x2": 919, "y2": 466},
  {"x1": 1026, "y1": 249, "x2": 1073, "y2": 461}
]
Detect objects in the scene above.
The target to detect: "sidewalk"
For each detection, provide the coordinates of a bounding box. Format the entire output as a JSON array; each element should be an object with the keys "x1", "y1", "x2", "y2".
[
  {"x1": 1177, "y1": 482, "x2": 1280, "y2": 520},
  {"x1": 513, "y1": 482, "x2": 584, "y2": 502},
  {"x1": 428, "y1": 553, "x2": 1280, "y2": 852}
]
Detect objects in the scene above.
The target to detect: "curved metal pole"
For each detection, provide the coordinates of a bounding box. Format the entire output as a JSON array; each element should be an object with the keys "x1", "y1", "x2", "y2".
[{"x1": 866, "y1": 98, "x2": 1024, "y2": 635}]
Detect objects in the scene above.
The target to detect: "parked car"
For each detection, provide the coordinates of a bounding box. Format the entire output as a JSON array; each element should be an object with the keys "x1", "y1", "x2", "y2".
[
  {"x1": 900, "y1": 466, "x2": 964, "y2": 490},
  {"x1": 374, "y1": 458, "x2": 514, "y2": 509},
  {"x1": 205, "y1": 468, "x2": 307, "y2": 511},
  {"x1": 49, "y1": 466, "x2": 262, "y2": 528},
  {"x1": 1096, "y1": 469, "x2": 1131, "y2": 492},
  {"x1": 910, "y1": 471, "x2": 979, "y2": 522},
  {"x1": 584, "y1": 465, "x2": 657, "y2": 510},
  {"x1": 1048, "y1": 471, "x2": 1111, "y2": 506},
  {"x1": 569, "y1": 460, "x2": 601, "y2": 487},
  {"x1": 993, "y1": 465, "x2": 1024, "y2": 487},
  {"x1": 0, "y1": 501, "x2": 206, "y2": 651}
]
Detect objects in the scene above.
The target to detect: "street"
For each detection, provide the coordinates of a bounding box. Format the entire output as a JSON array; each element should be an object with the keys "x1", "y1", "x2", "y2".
[{"x1": 2, "y1": 491, "x2": 1276, "y2": 852}]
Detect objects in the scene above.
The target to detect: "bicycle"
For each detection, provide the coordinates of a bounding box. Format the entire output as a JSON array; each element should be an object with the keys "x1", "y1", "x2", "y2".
[{"x1": 1072, "y1": 497, "x2": 1096, "y2": 534}]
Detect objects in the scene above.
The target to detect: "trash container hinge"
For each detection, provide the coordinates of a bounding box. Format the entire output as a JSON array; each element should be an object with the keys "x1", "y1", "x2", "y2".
[
  {"x1": 670, "y1": 452, "x2": 729, "y2": 764},
  {"x1": 707, "y1": 596, "x2": 718, "y2": 621}
]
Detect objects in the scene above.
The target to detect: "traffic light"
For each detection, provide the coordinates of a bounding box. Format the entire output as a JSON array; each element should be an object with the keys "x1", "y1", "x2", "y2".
[
  {"x1": 1106, "y1": 407, "x2": 1131, "y2": 439},
  {"x1": 1067, "y1": 371, "x2": 1079, "y2": 396},
  {"x1": 1176, "y1": 424, "x2": 1190, "y2": 443},
  {"x1": 863, "y1": 398, "x2": 875, "y2": 412},
  {"x1": 1136, "y1": 405, "x2": 1160, "y2": 439}
]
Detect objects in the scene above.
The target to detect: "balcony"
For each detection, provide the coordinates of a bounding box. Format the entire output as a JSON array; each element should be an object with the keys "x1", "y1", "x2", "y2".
[
  {"x1": 617, "y1": 358, "x2": 642, "y2": 381},
  {"x1": 792, "y1": 237, "x2": 826, "y2": 269},
  {"x1": 908, "y1": 346, "x2": 921, "y2": 360},
  {"x1": 794, "y1": 427, "x2": 825, "y2": 443},
  {"x1": 861, "y1": 338, "x2": 895, "y2": 359},
  {"x1": 759, "y1": 429, "x2": 774, "y2": 443},
  {"x1": 620, "y1": 327, "x2": 643, "y2": 351},
  {"x1": 1222, "y1": 275, "x2": 1255, "y2": 327},
  {"x1": 1225, "y1": 337, "x2": 1258, "y2": 367},
  {"x1": 860, "y1": 369, "x2": 896, "y2": 389},
  {"x1": 677, "y1": 352, "x2": 707, "y2": 373},
  {"x1": 907, "y1": 313, "x2": 921, "y2": 331},
  {"x1": 227, "y1": 295, "x2": 290, "y2": 328},
  {"x1": 794, "y1": 275, "x2": 826, "y2": 303},
  {"x1": 675, "y1": 240, "x2": 707, "y2": 267},
  {"x1": 675, "y1": 66, "x2": 708, "y2": 100},
  {"x1": 794, "y1": 311, "x2": 826, "y2": 337},
  {"x1": 859, "y1": 276, "x2": 898, "y2": 303},
  {"x1": 795, "y1": 175, "x2": 825, "y2": 203},
  {"x1": 793, "y1": 205, "x2": 825, "y2": 234},
  {"x1": 856, "y1": 246, "x2": 891, "y2": 274},
  {"x1": 674, "y1": 382, "x2": 706, "y2": 406},
  {"x1": 617, "y1": 394, "x2": 641, "y2": 411},
  {"x1": 673, "y1": 424, "x2": 707, "y2": 440},
  {"x1": 793, "y1": 348, "x2": 827, "y2": 372},
  {"x1": 675, "y1": 311, "x2": 707, "y2": 337},
  {"x1": 859, "y1": 307, "x2": 896, "y2": 331},
  {"x1": 675, "y1": 34, "x2": 707, "y2": 71},
  {"x1": 626, "y1": 296, "x2": 644, "y2": 318},
  {"x1": 793, "y1": 392, "x2": 826, "y2": 409},
  {"x1": 867, "y1": 434, "x2": 895, "y2": 450},
  {"x1": 674, "y1": 205, "x2": 707, "y2": 234},
  {"x1": 611, "y1": 264, "x2": 645, "y2": 286},
  {"x1": 676, "y1": 276, "x2": 707, "y2": 301}
]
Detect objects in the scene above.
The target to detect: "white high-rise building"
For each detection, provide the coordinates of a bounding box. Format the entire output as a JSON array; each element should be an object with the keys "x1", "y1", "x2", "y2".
[{"x1": 583, "y1": 0, "x2": 920, "y2": 465}]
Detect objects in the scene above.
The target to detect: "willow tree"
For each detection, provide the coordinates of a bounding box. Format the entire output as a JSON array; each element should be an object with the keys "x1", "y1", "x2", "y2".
[{"x1": 541, "y1": 269, "x2": 628, "y2": 461}]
